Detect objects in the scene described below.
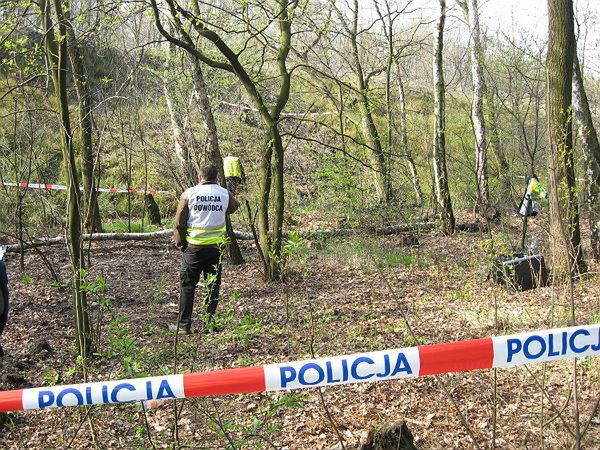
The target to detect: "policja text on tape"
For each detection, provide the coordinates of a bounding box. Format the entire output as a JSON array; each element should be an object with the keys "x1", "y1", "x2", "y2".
[{"x1": 0, "y1": 324, "x2": 598, "y2": 412}]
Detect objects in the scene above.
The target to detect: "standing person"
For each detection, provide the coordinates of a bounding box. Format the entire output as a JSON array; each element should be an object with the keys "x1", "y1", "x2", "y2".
[
  {"x1": 172, "y1": 164, "x2": 239, "y2": 334},
  {"x1": 0, "y1": 252, "x2": 9, "y2": 357},
  {"x1": 222, "y1": 154, "x2": 245, "y2": 196}
]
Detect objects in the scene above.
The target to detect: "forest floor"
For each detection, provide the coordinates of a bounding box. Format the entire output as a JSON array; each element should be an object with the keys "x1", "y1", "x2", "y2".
[{"x1": 0, "y1": 217, "x2": 599, "y2": 449}]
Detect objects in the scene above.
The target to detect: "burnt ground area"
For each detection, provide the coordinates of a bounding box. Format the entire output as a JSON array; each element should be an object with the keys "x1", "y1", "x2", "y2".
[{"x1": 0, "y1": 226, "x2": 599, "y2": 449}]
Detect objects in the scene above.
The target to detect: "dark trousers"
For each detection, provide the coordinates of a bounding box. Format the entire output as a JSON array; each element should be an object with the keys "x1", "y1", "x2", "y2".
[
  {"x1": 0, "y1": 261, "x2": 8, "y2": 336},
  {"x1": 178, "y1": 246, "x2": 222, "y2": 331}
]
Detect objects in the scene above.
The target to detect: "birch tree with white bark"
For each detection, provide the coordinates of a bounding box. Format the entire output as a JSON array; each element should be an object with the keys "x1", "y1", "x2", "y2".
[
  {"x1": 153, "y1": 1, "x2": 244, "y2": 264},
  {"x1": 433, "y1": 0, "x2": 455, "y2": 234},
  {"x1": 162, "y1": 41, "x2": 197, "y2": 186},
  {"x1": 572, "y1": 53, "x2": 600, "y2": 261},
  {"x1": 458, "y1": 0, "x2": 488, "y2": 208},
  {"x1": 373, "y1": 0, "x2": 425, "y2": 207}
]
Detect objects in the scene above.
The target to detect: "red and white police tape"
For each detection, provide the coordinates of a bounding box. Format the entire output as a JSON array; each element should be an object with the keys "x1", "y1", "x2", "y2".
[
  {"x1": 0, "y1": 181, "x2": 171, "y2": 195},
  {"x1": 0, "y1": 324, "x2": 598, "y2": 412}
]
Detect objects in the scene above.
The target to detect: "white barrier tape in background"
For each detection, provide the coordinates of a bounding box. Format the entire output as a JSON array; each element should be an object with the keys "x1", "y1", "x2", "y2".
[
  {"x1": 219, "y1": 100, "x2": 335, "y2": 117},
  {"x1": 0, "y1": 182, "x2": 171, "y2": 195}
]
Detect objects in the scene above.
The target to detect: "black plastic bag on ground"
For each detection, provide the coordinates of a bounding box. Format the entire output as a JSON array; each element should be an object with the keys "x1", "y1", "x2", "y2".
[{"x1": 492, "y1": 253, "x2": 548, "y2": 291}]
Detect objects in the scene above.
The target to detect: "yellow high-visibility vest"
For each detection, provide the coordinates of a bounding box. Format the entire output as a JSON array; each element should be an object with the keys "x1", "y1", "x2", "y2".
[
  {"x1": 185, "y1": 183, "x2": 229, "y2": 246},
  {"x1": 223, "y1": 156, "x2": 242, "y2": 178}
]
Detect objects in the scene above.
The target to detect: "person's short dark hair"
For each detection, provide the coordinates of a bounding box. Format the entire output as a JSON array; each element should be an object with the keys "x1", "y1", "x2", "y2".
[{"x1": 200, "y1": 164, "x2": 218, "y2": 181}]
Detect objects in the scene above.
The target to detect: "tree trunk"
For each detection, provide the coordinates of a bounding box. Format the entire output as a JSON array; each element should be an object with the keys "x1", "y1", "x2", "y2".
[
  {"x1": 257, "y1": 127, "x2": 274, "y2": 279},
  {"x1": 163, "y1": 40, "x2": 197, "y2": 186},
  {"x1": 397, "y1": 62, "x2": 423, "y2": 206},
  {"x1": 271, "y1": 127, "x2": 285, "y2": 278},
  {"x1": 64, "y1": 11, "x2": 102, "y2": 233},
  {"x1": 383, "y1": 8, "x2": 394, "y2": 201},
  {"x1": 144, "y1": 194, "x2": 161, "y2": 226},
  {"x1": 150, "y1": 0, "x2": 292, "y2": 280},
  {"x1": 432, "y1": 0, "x2": 455, "y2": 234},
  {"x1": 547, "y1": 0, "x2": 585, "y2": 277},
  {"x1": 255, "y1": 0, "x2": 291, "y2": 280},
  {"x1": 357, "y1": 91, "x2": 389, "y2": 203},
  {"x1": 572, "y1": 53, "x2": 600, "y2": 261},
  {"x1": 486, "y1": 88, "x2": 512, "y2": 200},
  {"x1": 359, "y1": 420, "x2": 417, "y2": 450},
  {"x1": 461, "y1": 0, "x2": 489, "y2": 208},
  {"x1": 189, "y1": 55, "x2": 244, "y2": 265},
  {"x1": 42, "y1": 0, "x2": 92, "y2": 358},
  {"x1": 348, "y1": 0, "x2": 389, "y2": 203},
  {"x1": 161, "y1": 0, "x2": 244, "y2": 265}
]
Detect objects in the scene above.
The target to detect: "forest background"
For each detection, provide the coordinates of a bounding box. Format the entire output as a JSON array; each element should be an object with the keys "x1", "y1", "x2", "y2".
[{"x1": 1, "y1": 0, "x2": 600, "y2": 448}]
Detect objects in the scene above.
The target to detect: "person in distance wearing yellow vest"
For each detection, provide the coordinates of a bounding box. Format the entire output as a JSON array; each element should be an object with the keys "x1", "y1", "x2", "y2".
[
  {"x1": 172, "y1": 164, "x2": 240, "y2": 334},
  {"x1": 222, "y1": 155, "x2": 245, "y2": 196}
]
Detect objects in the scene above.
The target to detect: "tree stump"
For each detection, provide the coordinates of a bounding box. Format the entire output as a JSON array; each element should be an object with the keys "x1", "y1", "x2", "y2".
[
  {"x1": 359, "y1": 420, "x2": 417, "y2": 450},
  {"x1": 400, "y1": 233, "x2": 419, "y2": 247},
  {"x1": 144, "y1": 194, "x2": 162, "y2": 226},
  {"x1": 483, "y1": 205, "x2": 501, "y2": 223},
  {"x1": 30, "y1": 339, "x2": 52, "y2": 355}
]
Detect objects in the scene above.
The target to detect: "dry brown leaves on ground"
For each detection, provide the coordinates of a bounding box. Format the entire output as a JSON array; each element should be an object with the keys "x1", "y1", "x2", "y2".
[{"x1": 0, "y1": 228, "x2": 598, "y2": 449}]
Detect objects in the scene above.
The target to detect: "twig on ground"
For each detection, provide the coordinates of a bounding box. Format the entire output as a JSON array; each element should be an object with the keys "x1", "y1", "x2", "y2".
[
  {"x1": 523, "y1": 365, "x2": 575, "y2": 437},
  {"x1": 65, "y1": 406, "x2": 95, "y2": 449},
  {"x1": 367, "y1": 250, "x2": 482, "y2": 449},
  {"x1": 307, "y1": 301, "x2": 346, "y2": 450},
  {"x1": 579, "y1": 392, "x2": 600, "y2": 441},
  {"x1": 140, "y1": 401, "x2": 157, "y2": 450}
]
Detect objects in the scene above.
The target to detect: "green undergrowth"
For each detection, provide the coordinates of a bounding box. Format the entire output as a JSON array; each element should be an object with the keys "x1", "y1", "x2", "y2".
[
  {"x1": 311, "y1": 236, "x2": 426, "y2": 272},
  {"x1": 101, "y1": 218, "x2": 173, "y2": 233}
]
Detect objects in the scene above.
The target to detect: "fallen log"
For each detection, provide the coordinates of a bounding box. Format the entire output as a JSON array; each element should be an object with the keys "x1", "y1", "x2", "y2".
[
  {"x1": 294, "y1": 222, "x2": 435, "y2": 238},
  {"x1": 2, "y1": 220, "x2": 484, "y2": 254},
  {"x1": 2, "y1": 230, "x2": 254, "y2": 253},
  {"x1": 3, "y1": 230, "x2": 169, "y2": 253}
]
